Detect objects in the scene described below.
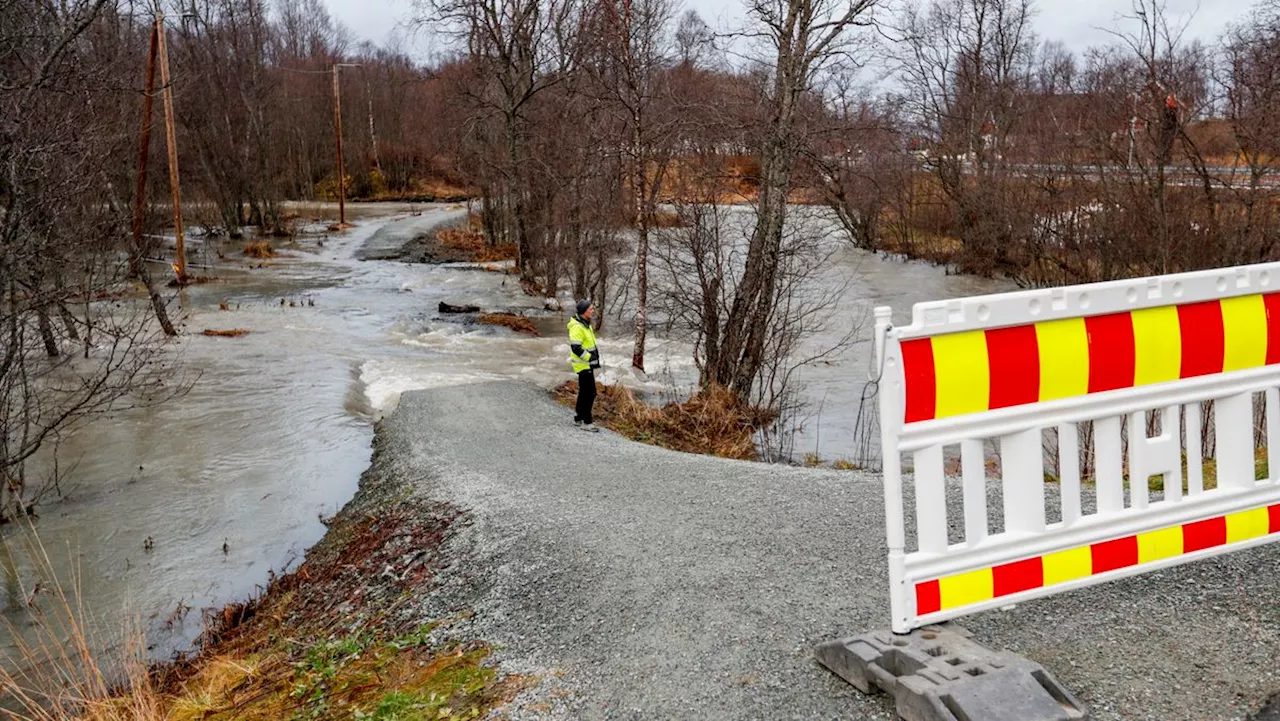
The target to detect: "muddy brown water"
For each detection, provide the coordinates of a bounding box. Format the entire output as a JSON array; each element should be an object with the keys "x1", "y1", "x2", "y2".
[{"x1": 0, "y1": 202, "x2": 1008, "y2": 672}]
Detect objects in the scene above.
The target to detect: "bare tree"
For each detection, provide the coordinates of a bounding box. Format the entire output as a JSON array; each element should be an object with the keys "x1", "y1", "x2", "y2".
[
  {"x1": 704, "y1": 0, "x2": 877, "y2": 399},
  {"x1": 1218, "y1": 2, "x2": 1280, "y2": 264},
  {"x1": 584, "y1": 0, "x2": 677, "y2": 369},
  {"x1": 894, "y1": 0, "x2": 1037, "y2": 276},
  {"x1": 814, "y1": 80, "x2": 910, "y2": 252},
  {"x1": 673, "y1": 9, "x2": 714, "y2": 68},
  {"x1": 416, "y1": 0, "x2": 583, "y2": 285},
  {"x1": 171, "y1": 0, "x2": 288, "y2": 236},
  {"x1": 651, "y1": 193, "x2": 855, "y2": 457},
  {"x1": 0, "y1": 0, "x2": 175, "y2": 520}
]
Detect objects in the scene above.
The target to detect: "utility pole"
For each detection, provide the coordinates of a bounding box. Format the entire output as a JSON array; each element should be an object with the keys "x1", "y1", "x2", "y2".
[
  {"x1": 331, "y1": 62, "x2": 361, "y2": 228},
  {"x1": 155, "y1": 9, "x2": 188, "y2": 284},
  {"x1": 332, "y1": 64, "x2": 347, "y2": 228},
  {"x1": 131, "y1": 22, "x2": 159, "y2": 279},
  {"x1": 130, "y1": 19, "x2": 178, "y2": 336},
  {"x1": 368, "y1": 88, "x2": 380, "y2": 173}
]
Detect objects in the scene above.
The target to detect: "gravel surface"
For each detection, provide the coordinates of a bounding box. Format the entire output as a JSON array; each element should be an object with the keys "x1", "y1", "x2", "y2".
[
  {"x1": 355, "y1": 206, "x2": 467, "y2": 261},
  {"x1": 377, "y1": 381, "x2": 1280, "y2": 719}
]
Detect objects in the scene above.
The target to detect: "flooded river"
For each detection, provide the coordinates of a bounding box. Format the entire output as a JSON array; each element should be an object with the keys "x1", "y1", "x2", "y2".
[{"x1": 0, "y1": 202, "x2": 1008, "y2": 668}]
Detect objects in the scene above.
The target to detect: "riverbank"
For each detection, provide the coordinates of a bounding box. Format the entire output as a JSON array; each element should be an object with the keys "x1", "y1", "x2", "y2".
[
  {"x1": 1, "y1": 203, "x2": 569, "y2": 713},
  {"x1": 127, "y1": 381, "x2": 1280, "y2": 719},
  {"x1": 37, "y1": 202, "x2": 1280, "y2": 719},
  {"x1": 551, "y1": 380, "x2": 775, "y2": 461},
  {"x1": 134, "y1": 414, "x2": 517, "y2": 719}
]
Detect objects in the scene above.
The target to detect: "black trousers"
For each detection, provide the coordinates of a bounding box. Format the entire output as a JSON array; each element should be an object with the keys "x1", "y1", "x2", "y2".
[{"x1": 575, "y1": 369, "x2": 597, "y2": 424}]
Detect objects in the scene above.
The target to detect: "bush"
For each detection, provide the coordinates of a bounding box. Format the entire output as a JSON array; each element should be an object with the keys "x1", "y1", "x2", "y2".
[
  {"x1": 243, "y1": 241, "x2": 274, "y2": 258},
  {"x1": 553, "y1": 382, "x2": 776, "y2": 461}
]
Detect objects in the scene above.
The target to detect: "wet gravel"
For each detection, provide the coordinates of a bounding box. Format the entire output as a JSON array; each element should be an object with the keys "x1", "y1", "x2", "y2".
[
  {"x1": 355, "y1": 207, "x2": 467, "y2": 261},
  {"x1": 371, "y1": 381, "x2": 1280, "y2": 719}
]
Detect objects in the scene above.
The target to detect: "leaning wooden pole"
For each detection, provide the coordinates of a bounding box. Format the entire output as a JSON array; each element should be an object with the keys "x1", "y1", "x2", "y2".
[
  {"x1": 130, "y1": 22, "x2": 159, "y2": 279},
  {"x1": 155, "y1": 9, "x2": 188, "y2": 284},
  {"x1": 131, "y1": 19, "x2": 177, "y2": 336},
  {"x1": 332, "y1": 64, "x2": 347, "y2": 228}
]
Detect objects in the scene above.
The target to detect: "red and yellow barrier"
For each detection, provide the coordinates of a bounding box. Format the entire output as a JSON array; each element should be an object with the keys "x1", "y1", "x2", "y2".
[
  {"x1": 901, "y1": 293, "x2": 1280, "y2": 423},
  {"x1": 914, "y1": 503, "x2": 1280, "y2": 616}
]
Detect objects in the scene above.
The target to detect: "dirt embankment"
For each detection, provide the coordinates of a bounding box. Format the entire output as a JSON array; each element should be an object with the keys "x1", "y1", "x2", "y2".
[
  {"x1": 141, "y1": 425, "x2": 519, "y2": 719},
  {"x1": 399, "y1": 214, "x2": 517, "y2": 265}
]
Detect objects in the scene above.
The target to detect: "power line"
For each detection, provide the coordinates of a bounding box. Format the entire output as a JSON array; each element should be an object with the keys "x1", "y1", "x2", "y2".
[{"x1": 274, "y1": 66, "x2": 337, "y2": 75}]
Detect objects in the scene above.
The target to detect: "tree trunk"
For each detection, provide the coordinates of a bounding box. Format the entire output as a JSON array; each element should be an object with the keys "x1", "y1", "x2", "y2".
[
  {"x1": 714, "y1": 55, "x2": 798, "y2": 398},
  {"x1": 137, "y1": 254, "x2": 178, "y2": 337},
  {"x1": 506, "y1": 115, "x2": 535, "y2": 284},
  {"x1": 58, "y1": 303, "x2": 79, "y2": 342},
  {"x1": 631, "y1": 115, "x2": 648, "y2": 372},
  {"x1": 595, "y1": 234, "x2": 610, "y2": 333},
  {"x1": 37, "y1": 305, "x2": 58, "y2": 357}
]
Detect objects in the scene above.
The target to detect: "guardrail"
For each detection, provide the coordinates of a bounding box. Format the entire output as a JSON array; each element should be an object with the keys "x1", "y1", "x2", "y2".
[{"x1": 876, "y1": 263, "x2": 1280, "y2": 632}]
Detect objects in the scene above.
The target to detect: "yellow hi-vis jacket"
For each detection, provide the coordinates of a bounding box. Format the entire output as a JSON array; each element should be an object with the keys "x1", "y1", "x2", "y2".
[{"x1": 568, "y1": 316, "x2": 600, "y2": 373}]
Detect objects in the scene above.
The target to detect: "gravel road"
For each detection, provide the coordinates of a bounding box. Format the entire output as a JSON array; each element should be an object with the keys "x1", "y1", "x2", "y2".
[
  {"x1": 381, "y1": 381, "x2": 1280, "y2": 720},
  {"x1": 355, "y1": 206, "x2": 467, "y2": 261}
]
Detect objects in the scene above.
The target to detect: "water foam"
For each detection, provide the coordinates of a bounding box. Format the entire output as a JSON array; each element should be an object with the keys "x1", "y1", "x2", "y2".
[{"x1": 359, "y1": 359, "x2": 506, "y2": 417}]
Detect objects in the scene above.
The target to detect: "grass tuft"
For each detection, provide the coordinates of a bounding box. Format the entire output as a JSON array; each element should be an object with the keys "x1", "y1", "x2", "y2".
[
  {"x1": 553, "y1": 382, "x2": 775, "y2": 461},
  {"x1": 437, "y1": 216, "x2": 516, "y2": 263},
  {"x1": 243, "y1": 242, "x2": 274, "y2": 259},
  {"x1": 0, "y1": 523, "x2": 166, "y2": 720}
]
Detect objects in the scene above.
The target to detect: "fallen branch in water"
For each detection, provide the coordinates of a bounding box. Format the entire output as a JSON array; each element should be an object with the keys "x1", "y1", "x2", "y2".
[{"x1": 478, "y1": 312, "x2": 538, "y2": 336}]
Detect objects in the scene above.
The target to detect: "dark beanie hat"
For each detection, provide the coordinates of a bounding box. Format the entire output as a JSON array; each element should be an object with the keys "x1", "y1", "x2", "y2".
[{"x1": 576, "y1": 299, "x2": 592, "y2": 316}]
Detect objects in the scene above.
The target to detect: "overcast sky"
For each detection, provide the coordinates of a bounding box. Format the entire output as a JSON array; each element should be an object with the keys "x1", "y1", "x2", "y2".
[{"x1": 330, "y1": 0, "x2": 1256, "y2": 61}]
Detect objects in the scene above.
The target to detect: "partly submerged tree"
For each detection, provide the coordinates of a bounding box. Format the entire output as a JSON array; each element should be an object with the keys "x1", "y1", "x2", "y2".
[
  {"x1": 703, "y1": 0, "x2": 878, "y2": 400},
  {"x1": 0, "y1": 0, "x2": 174, "y2": 520}
]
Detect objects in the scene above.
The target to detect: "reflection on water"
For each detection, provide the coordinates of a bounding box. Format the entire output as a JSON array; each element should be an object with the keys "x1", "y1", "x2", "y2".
[{"x1": 0, "y1": 202, "x2": 1010, "y2": 671}]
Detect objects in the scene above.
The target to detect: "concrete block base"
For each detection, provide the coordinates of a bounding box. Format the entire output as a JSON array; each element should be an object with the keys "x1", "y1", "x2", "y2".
[{"x1": 815, "y1": 624, "x2": 1088, "y2": 721}]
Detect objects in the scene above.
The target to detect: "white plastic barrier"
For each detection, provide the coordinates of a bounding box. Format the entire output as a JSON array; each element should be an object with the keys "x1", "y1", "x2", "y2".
[{"x1": 877, "y1": 262, "x2": 1280, "y2": 633}]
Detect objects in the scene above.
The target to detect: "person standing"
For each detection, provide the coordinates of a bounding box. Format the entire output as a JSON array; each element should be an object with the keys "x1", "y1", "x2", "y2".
[{"x1": 568, "y1": 299, "x2": 601, "y2": 432}]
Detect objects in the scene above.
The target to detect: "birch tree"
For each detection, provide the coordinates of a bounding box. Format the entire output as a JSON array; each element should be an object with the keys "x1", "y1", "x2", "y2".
[{"x1": 707, "y1": 0, "x2": 878, "y2": 398}]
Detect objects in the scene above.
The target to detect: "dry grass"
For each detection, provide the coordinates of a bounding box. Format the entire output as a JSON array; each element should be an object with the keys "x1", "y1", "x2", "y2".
[
  {"x1": 477, "y1": 312, "x2": 538, "y2": 336},
  {"x1": 242, "y1": 242, "x2": 274, "y2": 259},
  {"x1": 652, "y1": 155, "x2": 825, "y2": 207},
  {"x1": 152, "y1": 498, "x2": 513, "y2": 719},
  {"x1": 879, "y1": 228, "x2": 964, "y2": 263},
  {"x1": 384, "y1": 176, "x2": 476, "y2": 202},
  {"x1": 152, "y1": 630, "x2": 501, "y2": 721},
  {"x1": 2, "y1": 496, "x2": 515, "y2": 720},
  {"x1": 553, "y1": 382, "x2": 775, "y2": 461},
  {"x1": 201, "y1": 329, "x2": 251, "y2": 338},
  {"x1": 0, "y1": 524, "x2": 166, "y2": 720},
  {"x1": 437, "y1": 215, "x2": 517, "y2": 263},
  {"x1": 139, "y1": 497, "x2": 517, "y2": 720}
]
